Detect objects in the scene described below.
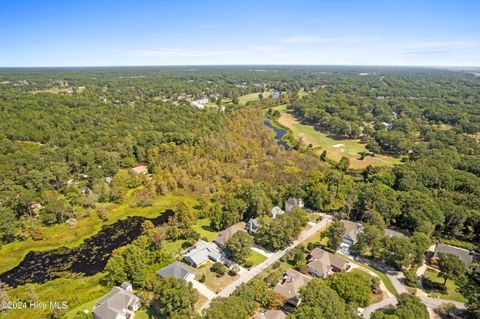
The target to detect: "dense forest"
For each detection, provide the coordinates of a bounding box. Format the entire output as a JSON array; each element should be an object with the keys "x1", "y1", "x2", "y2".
[{"x1": 0, "y1": 66, "x2": 479, "y2": 319}]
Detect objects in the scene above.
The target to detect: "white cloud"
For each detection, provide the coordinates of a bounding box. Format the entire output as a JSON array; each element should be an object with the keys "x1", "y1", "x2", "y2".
[{"x1": 279, "y1": 35, "x2": 378, "y2": 44}]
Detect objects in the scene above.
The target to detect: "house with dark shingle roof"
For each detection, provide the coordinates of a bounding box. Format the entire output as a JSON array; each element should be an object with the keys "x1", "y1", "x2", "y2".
[
  {"x1": 93, "y1": 282, "x2": 140, "y2": 319},
  {"x1": 157, "y1": 261, "x2": 195, "y2": 281},
  {"x1": 431, "y1": 243, "x2": 474, "y2": 268}
]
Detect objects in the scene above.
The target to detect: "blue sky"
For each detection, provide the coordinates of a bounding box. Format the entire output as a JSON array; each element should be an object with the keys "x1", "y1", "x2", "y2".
[{"x1": 1, "y1": 0, "x2": 479, "y2": 66}]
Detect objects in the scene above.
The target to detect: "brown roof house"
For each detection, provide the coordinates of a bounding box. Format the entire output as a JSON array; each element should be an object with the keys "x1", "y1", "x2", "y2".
[
  {"x1": 214, "y1": 224, "x2": 244, "y2": 249},
  {"x1": 93, "y1": 282, "x2": 140, "y2": 319},
  {"x1": 131, "y1": 165, "x2": 148, "y2": 175},
  {"x1": 431, "y1": 243, "x2": 474, "y2": 268},
  {"x1": 274, "y1": 269, "x2": 311, "y2": 307},
  {"x1": 307, "y1": 248, "x2": 350, "y2": 278},
  {"x1": 341, "y1": 220, "x2": 362, "y2": 246}
]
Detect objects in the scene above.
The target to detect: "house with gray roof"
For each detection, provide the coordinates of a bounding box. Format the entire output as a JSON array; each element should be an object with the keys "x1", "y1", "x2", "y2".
[
  {"x1": 270, "y1": 206, "x2": 285, "y2": 219},
  {"x1": 246, "y1": 217, "x2": 261, "y2": 234},
  {"x1": 183, "y1": 240, "x2": 223, "y2": 268},
  {"x1": 285, "y1": 198, "x2": 304, "y2": 212},
  {"x1": 253, "y1": 310, "x2": 287, "y2": 319},
  {"x1": 93, "y1": 282, "x2": 140, "y2": 319},
  {"x1": 341, "y1": 220, "x2": 362, "y2": 246},
  {"x1": 157, "y1": 261, "x2": 195, "y2": 281},
  {"x1": 432, "y1": 243, "x2": 474, "y2": 268}
]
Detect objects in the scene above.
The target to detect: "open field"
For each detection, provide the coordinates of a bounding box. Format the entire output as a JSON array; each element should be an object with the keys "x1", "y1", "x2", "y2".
[
  {"x1": 6, "y1": 273, "x2": 108, "y2": 319},
  {"x1": 273, "y1": 105, "x2": 401, "y2": 169},
  {"x1": 0, "y1": 190, "x2": 198, "y2": 273},
  {"x1": 238, "y1": 91, "x2": 272, "y2": 105},
  {"x1": 423, "y1": 268, "x2": 466, "y2": 302}
]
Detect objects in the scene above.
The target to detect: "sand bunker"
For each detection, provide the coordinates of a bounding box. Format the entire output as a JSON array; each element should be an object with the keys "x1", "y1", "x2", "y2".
[{"x1": 333, "y1": 144, "x2": 344, "y2": 148}]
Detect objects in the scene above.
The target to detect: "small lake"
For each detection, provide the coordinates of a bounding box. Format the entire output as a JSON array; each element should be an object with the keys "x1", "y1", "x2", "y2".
[
  {"x1": 0, "y1": 210, "x2": 173, "y2": 288},
  {"x1": 263, "y1": 119, "x2": 289, "y2": 150}
]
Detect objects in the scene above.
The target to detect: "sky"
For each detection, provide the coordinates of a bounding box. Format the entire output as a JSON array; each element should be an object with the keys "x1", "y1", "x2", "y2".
[{"x1": 1, "y1": 0, "x2": 479, "y2": 67}]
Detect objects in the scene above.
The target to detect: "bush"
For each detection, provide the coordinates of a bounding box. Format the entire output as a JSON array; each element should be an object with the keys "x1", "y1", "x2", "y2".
[
  {"x1": 243, "y1": 260, "x2": 254, "y2": 269},
  {"x1": 199, "y1": 273, "x2": 206, "y2": 283},
  {"x1": 211, "y1": 262, "x2": 227, "y2": 277},
  {"x1": 405, "y1": 269, "x2": 418, "y2": 287}
]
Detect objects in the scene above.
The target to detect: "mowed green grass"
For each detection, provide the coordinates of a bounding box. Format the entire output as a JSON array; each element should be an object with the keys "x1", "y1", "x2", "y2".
[
  {"x1": 245, "y1": 249, "x2": 267, "y2": 268},
  {"x1": 238, "y1": 91, "x2": 272, "y2": 105},
  {"x1": 0, "y1": 190, "x2": 198, "y2": 273},
  {"x1": 273, "y1": 105, "x2": 401, "y2": 169},
  {"x1": 423, "y1": 268, "x2": 466, "y2": 302},
  {"x1": 195, "y1": 262, "x2": 239, "y2": 293}
]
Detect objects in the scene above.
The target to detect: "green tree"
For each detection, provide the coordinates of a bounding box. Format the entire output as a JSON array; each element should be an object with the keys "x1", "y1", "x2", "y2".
[
  {"x1": 437, "y1": 253, "x2": 466, "y2": 286},
  {"x1": 327, "y1": 271, "x2": 373, "y2": 307},
  {"x1": 203, "y1": 296, "x2": 250, "y2": 319},
  {"x1": 175, "y1": 202, "x2": 196, "y2": 229},
  {"x1": 290, "y1": 279, "x2": 350, "y2": 319},
  {"x1": 225, "y1": 231, "x2": 254, "y2": 264},
  {"x1": 322, "y1": 220, "x2": 346, "y2": 251},
  {"x1": 150, "y1": 277, "x2": 198, "y2": 319}
]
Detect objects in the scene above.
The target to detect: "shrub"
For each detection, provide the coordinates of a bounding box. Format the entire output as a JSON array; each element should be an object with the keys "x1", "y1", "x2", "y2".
[{"x1": 211, "y1": 262, "x2": 227, "y2": 277}]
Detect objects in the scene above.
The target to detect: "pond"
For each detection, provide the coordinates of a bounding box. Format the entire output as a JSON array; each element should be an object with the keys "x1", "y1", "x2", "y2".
[
  {"x1": 263, "y1": 119, "x2": 289, "y2": 150},
  {"x1": 0, "y1": 210, "x2": 173, "y2": 288}
]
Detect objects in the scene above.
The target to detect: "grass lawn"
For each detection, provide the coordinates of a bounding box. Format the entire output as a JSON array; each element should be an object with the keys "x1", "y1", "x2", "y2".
[
  {"x1": 245, "y1": 249, "x2": 267, "y2": 268},
  {"x1": 301, "y1": 223, "x2": 329, "y2": 247},
  {"x1": 195, "y1": 263, "x2": 239, "y2": 293},
  {"x1": 422, "y1": 268, "x2": 466, "y2": 302},
  {"x1": 336, "y1": 254, "x2": 398, "y2": 296},
  {"x1": 5, "y1": 273, "x2": 108, "y2": 319},
  {"x1": 238, "y1": 91, "x2": 272, "y2": 105},
  {"x1": 272, "y1": 105, "x2": 401, "y2": 169},
  {"x1": 162, "y1": 218, "x2": 218, "y2": 256},
  {"x1": 0, "y1": 190, "x2": 198, "y2": 273},
  {"x1": 194, "y1": 293, "x2": 209, "y2": 312}
]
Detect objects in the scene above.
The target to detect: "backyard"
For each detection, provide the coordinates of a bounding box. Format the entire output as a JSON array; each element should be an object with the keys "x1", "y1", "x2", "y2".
[{"x1": 422, "y1": 268, "x2": 466, "y2": 302}]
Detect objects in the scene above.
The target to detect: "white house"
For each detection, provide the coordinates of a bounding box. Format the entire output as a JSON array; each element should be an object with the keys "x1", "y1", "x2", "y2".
[
  {"x1": 269, "y1": 206, "x2": 285, "y2": 219},
  {"x1": 183, "y1": 240, "x2": 223, "y2": 268}
]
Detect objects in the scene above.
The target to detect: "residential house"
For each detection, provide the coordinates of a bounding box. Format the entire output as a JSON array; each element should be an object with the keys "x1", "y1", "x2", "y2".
[
  {"x1": 246, "y1": 217, "x2": 261, "y2": 234},
  {"x1": 157, "y1": 261, "x2": 195, "y2": 281},
  {"x1": 273, "y1": 269, "x2": 311, "y2": 307},
  {"x1": 269, "y1": 206, "x2": 285, "y2": 219},
  {"x1": 183, "y1": 240, "x2": 223, "y2": 268},
  {"x1": 307, "y1": 248, "x2": 350, "y2": 278},
  {"x1": 285, "y1": 198, "x2": 304, "y2": 212},
  {"x1": 431, "y1": 243, "x2": 474, "y2": 268},
  {"x1": 253, "y1": 310, "x2": 287, "y2": 319},
  {"x1": 341, "y1": 220, "x2": 362, "y2": 246},
  {"x1": 93, "y1": 282, "x2": 140, "y2": 319},
  {"x1": 131, "y1": 165, "x2": 148, "y2": 175},
  {"x1": 384, "y1": 228, "x2": 406, "y2": 238},
  {"x1": 214, "y1": 224, "x2": 244, "y2": 249},
  {"x1": 271, "y1": 91, "x2": 281, "y2": 100}
]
